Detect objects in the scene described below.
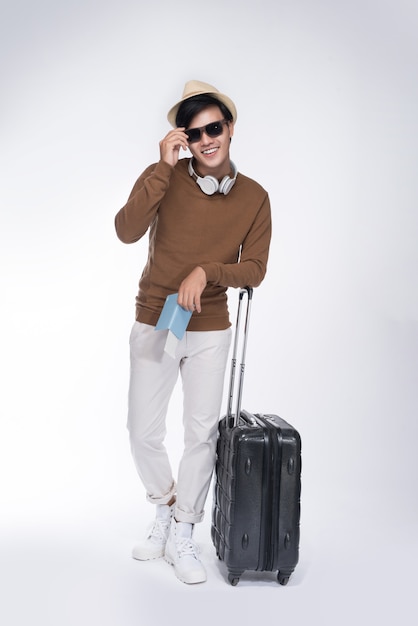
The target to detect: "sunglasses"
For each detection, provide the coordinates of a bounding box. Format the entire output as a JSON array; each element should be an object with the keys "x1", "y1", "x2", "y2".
[{"x1": 185, "y1": 119, "x2": 228, "y2": 144}]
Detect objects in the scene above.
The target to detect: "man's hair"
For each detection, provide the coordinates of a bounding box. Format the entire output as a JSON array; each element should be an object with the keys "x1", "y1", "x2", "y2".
[{"x1": 175, "y1": 94, "x2": 233, "y2": 128}]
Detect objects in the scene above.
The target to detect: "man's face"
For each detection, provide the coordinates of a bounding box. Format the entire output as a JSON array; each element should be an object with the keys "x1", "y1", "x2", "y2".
[{"x1": 186, "y1": 105, "x2": 234, "y2": 179}]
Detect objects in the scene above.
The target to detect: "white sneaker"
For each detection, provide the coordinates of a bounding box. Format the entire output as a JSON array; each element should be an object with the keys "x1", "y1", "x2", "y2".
[
  {"x1": 164, "y1": 519, "x2": 207, "y2": 584},
  {"x1": 132, "y1": 504, "x2": 174, "y2": 561}
]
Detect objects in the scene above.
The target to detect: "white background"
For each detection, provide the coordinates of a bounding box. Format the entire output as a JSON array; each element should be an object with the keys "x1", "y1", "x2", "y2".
[{"x1": 1, "y1": 0, "x2": 417, "y2": 624}]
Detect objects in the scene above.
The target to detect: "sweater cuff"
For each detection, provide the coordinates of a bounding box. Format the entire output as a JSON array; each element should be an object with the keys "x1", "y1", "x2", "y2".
[
  {"x1": 199, "y1": 262, "x2": 218, "y2": 283},
  {"x1": 154, "y1": 159, "x2": 175, "y2": 178}
]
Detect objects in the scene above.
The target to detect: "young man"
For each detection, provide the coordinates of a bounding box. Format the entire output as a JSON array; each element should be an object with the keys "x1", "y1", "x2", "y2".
[{"x1": 115, "y1": 80, "x2": 271, "y2": 584}]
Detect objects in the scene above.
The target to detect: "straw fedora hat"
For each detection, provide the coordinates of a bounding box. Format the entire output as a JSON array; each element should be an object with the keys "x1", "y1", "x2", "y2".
[{"x1": 167, "y1": 80, "x2": 237, "y2": 127}]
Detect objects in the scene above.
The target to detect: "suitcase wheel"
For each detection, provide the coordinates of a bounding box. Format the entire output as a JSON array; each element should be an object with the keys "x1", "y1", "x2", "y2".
[
  {"x1": 228, "y1": 573, "x2": 240, "y2": 586},
  {"x1": 277, "y1": 571, "x2": 290, "y2": 585}
]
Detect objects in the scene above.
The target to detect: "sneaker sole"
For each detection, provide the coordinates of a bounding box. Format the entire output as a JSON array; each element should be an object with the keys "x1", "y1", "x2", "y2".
[
  {"x1": 164, "y1": 551, "x2": 207, "y2": 585},
  {"x1": 132, "y1": 547, "x2": 165, "y2": 561}
]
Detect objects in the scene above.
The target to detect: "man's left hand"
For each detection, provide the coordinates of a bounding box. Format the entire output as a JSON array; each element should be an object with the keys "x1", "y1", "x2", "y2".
[{"x1": 178, "y1": 267, "x2": 207, "y2": 313}]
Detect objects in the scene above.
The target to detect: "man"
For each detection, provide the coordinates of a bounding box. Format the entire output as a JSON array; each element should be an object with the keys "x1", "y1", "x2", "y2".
[{"x1": 115, "y1": 80, "x2": 271, "y2": 584}]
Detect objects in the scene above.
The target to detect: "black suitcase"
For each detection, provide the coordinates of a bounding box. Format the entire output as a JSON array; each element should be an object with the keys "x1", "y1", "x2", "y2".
[{"x1": 211, "y1": 288, "x2": 301, "y2": 586}]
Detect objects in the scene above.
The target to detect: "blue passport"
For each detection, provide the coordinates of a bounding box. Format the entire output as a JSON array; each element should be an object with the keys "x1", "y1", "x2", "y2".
[{"x1": 154, "y1": 293, "x2": 192, "y2": 340}]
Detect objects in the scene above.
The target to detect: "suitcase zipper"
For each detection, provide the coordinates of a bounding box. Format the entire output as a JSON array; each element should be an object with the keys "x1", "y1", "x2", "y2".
[{"x1": 255, "y1": 414, "x2": 281, "y2": 571}]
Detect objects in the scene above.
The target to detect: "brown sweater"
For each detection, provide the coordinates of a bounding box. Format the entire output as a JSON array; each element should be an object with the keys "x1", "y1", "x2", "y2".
[{"x1": 115, "y1": 158, "x2": 271, "y2": 331}]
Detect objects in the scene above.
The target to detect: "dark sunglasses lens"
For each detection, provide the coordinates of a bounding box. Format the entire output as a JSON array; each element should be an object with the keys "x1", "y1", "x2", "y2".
[
  {"x1": 186, "y1": 128, "x2": 201, "y2": 143},
  {"x1": 206, "y1": 122, "x2": 224, "y2": 137},
  {"x1": 186, "y1": 121, "x2": 225, "y2": 143}
]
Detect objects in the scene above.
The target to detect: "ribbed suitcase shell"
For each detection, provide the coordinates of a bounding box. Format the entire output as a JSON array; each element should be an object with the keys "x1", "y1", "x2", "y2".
[{"x1": 211, "y1": 410, "x2": 301, "y2": 585}]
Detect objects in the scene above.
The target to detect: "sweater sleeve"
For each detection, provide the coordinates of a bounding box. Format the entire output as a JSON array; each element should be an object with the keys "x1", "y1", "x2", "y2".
[
  {"x1": 115, "y1": 160, "x2": 174, "y2": 244},
  {"x1": 200, "y1": 193, "x2": 272, "y2": 288}
]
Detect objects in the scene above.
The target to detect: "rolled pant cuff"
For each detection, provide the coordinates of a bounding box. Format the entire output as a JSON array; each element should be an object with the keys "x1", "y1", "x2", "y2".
[
  {"x1": 146, "y1": 481, "x2": 176, "y2": 505},
  {"x1": 174, "y1": 506, "x2": 205, "y2": 524}
]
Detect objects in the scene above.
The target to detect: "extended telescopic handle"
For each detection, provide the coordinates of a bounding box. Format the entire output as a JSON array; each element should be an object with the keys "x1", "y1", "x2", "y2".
[{"x1": 226, "y1": 287, "x2": 253, "y2": 427}]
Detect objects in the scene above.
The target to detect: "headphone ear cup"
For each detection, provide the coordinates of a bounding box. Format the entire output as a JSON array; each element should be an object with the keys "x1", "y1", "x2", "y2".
[
  {"x1": 219, "y1": 161, "x2": 238, "y2": 195},
  {"x1": 219, "y1": 175, "x2": 234, "y2": 195},
  {"x1": 197, "y1": 175, "x2": 219, "y2": 195},
  {"x1": 218, "y1": 176, "x2": 229, "y2": 194}
]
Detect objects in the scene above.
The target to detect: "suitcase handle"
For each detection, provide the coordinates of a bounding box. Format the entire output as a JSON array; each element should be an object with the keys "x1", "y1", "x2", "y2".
[
  {"x1": 226, "y1": 287, "x2": 253, "y2": 427},
  {"x1": 240, "y1": 409, "x2": 258, "y2": 426}
]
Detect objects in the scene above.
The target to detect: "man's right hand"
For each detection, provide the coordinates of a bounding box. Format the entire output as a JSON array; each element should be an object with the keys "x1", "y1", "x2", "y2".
[{"x1": 159, "y1": 128, "x2": 189, "y2": 167}]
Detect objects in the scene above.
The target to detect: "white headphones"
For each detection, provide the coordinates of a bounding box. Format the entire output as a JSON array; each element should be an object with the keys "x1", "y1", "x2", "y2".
[{"x1": 188, "y1": 159, "x2": 238, "y2": 195}]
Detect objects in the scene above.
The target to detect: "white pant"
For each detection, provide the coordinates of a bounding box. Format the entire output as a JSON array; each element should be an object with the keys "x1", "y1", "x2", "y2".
[{"x1": 127, "y1": 322, "x2": 231, "y2": 524}]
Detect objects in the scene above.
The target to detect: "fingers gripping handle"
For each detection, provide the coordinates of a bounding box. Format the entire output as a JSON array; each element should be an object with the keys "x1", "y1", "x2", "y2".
[{"x1": 227, "y1": 287, "x2": 253, "y2": 428}]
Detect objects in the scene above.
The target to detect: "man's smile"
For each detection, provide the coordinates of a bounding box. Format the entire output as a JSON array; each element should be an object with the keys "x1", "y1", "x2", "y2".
[{"x1": 202, "y1": 147, "x2": 218, "y2": 155}]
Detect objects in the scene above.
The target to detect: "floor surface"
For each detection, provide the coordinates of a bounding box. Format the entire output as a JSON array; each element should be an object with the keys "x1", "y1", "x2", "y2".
[{"x1": 1, "y1": 486, "x2": 416, "y2": 626}]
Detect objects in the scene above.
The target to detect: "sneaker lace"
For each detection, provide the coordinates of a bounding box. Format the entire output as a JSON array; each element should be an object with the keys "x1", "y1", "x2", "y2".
[
  {"x1": 148, "y1": 518, "x2": 170, "y2": 543},
  {"x1": 175, "y1": 537, "x2": 201, "y2": 559}
]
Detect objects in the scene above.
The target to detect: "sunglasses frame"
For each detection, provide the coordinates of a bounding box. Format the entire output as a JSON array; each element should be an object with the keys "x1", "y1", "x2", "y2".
[{"x1": 185, "y1": 119, "x2": 229, "y2": 144}]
